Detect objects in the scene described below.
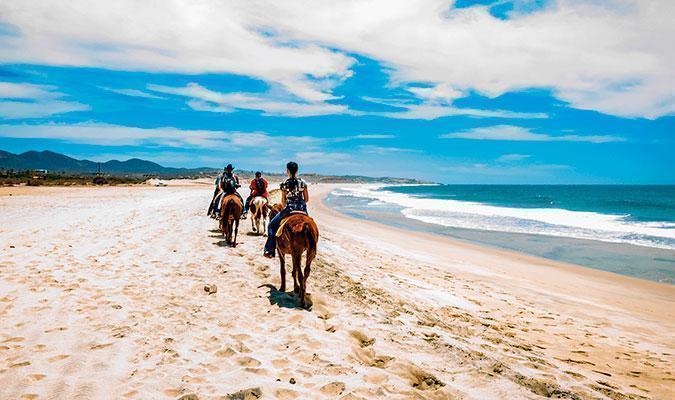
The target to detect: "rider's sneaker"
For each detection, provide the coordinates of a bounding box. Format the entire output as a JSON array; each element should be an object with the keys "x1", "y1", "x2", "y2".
[
  {"x1": 241, "y1": 212, "x2": 247, "y2": 219},
  {"x1": 263, "y1": 251, "x2": 274, "y2": 259}
]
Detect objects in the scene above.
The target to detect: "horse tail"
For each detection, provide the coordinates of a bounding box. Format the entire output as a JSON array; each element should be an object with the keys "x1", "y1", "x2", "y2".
[
  {"x1": 226, "y1": 199, "x2": 235, "y2": 221},
  {"x1": 304, "y1": 222, "x2": 317, "y2": 252}
]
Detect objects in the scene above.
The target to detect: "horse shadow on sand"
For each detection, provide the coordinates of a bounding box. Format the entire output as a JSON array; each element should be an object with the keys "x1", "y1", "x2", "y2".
[
  {"x1": 214, "y1": 239, "x2": 238, "y2": 247},
  {"x1": 207, "y1": 229, "x2": 240, "y2": 247},
  {"x1": 259, "y1": 284, "x2": 313, "y2": 311},
  {"x1": 245, "y1": 231, "x2": 266, "y2": 237}
]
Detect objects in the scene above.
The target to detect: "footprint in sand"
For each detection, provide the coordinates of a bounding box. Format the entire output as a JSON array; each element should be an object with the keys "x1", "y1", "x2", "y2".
[
  {"x1": 10, "y1": 361, "x2": 31, "y2": 368},
  {"x1": 44, "y1": 327, "x2": 67, "y2": 333},
  {"x1": 29, "y1": 374, "x2": 47, "y2": 381},
  {"x1": 274, "y1": 389, "x2": 299, "y2": 399},
  {"x1": 47, "y1": 354, "x2": 70, "y2": 362},
  {"x1": 271, "y1": 358, "x2": 291, "y2": 368},
  {"x1": 320, "y1": 381, "x2": 346, "y2": 396},
  {"x1": 2, "y1": 336, "x2": 24, "y2": 343},
  {"x1": 351, "y1": 347, "x2": 394, "y2": 368},
  {"x1": 350, "y1": 330, "x2": 375, "y2": 347},
  {"x1": 90, "y1": 342, "x2": 113, "y2": 350},
  {"x1": 215, "y1": 347, "x2": 237, "y2": 358},
  {"x1": 236, "y1": 356, "x2": 261, "y2": 367}
]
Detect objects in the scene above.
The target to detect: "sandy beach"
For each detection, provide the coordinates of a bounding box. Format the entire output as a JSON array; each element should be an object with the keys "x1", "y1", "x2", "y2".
[{"x1": 0, "y1": 182, "x2": 673, "y2": 399}]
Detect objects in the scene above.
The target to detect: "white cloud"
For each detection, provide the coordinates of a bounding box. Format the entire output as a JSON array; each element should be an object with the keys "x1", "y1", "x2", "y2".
[
  {"x1": 0, "y1": 100, "x2": 89, "y2": 119},
  {"x1": 358, "y1": 145, "x2": 420, "y2": 154},
  {"x1": 254, "y1": 0, "x2": 674, "y2": 119},
  {"x1": 295, "y1": 151, "x2": 352, "y2": 165},
  {"x1": 350, "y1": 134, "x2": 396, "y2": 139},
  {"x1": 0, "y1": 82, "x2": 59, "y2": 99},
  {"x1": 148, "y1": 83, "x2": 348, "y2": 117},
  {"x1": 1, "y1": 0, "x2": 672, "y2": 118},
  {"x1": 0, "y1": 0, "x2": 353, "y2": 102},
  {"x1": 0, "y1": 122, "x2": 321, "y2": 149},
  {"x1": 99, "y1": 87, "x2": 164, "y2": 100},
  {"x1": 441, "y1": 125, "x2": 625, "y2": 143},
  {"x1": 332, "y1": 133, "x2": 397, "y2": 142},
  {"x1": 0, "y1": 81, "x2": 89, "y2": 119},
  {"x1": 370, "y1": 100, "x2": 548, "y2": 120},
  {"x1": 496, "y1": 153, "x2": 531, "y2": 162}
]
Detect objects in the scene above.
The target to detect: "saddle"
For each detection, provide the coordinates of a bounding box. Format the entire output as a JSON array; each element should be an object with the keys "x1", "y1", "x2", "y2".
[
  {"x1": 275, "y1": 211, "x2": 310, "y2": 237},
  {"x1": 222, "y1": 194, "x2": 242, "y2": 207}
]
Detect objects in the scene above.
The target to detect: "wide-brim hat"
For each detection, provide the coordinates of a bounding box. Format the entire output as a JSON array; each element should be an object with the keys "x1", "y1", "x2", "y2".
[{"x1": 225, "y1": 164, "x2": 234, "y2": 171}]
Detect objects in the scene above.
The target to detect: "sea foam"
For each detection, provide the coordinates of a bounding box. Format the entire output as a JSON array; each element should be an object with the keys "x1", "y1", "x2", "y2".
[{"x1": 332, "y1": 185, "x2": 675, "y2": 250}]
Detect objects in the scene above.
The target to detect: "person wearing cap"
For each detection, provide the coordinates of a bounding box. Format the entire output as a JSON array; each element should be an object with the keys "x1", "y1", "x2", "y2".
[
  {"x1": 216, "y1": 164, "x2": 245, "y2": 218},
  {"x1": 243, "y1": 171, "x2": 269, "y2": 216}
]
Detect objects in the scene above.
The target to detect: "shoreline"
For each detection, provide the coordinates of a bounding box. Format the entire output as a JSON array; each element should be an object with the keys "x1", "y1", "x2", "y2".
[
  {"x1": 312, "y1": 184, "x2": 674, "y2": 322},
  {"x1": 322, "y1": 183, "x2": 675, "y2": 285}
]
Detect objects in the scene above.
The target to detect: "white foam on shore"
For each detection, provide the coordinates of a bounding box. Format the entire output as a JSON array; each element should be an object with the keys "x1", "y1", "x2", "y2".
[{"x1": 332, "y1": 185, "x2": 675, "y2": 250}]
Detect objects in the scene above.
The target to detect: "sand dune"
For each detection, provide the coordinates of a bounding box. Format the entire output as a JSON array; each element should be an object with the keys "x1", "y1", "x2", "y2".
[{"x1": 0, "y1": 183, "x2": 672, "y2": 399}]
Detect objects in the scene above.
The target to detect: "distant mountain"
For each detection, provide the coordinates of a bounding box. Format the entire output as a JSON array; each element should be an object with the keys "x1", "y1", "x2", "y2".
[
  {"x1": 0, "y1": 149, "x2": 428, "y2": 183},
  {"x1": 0, "y1": 150, "x2": 215, "y2": 176}
]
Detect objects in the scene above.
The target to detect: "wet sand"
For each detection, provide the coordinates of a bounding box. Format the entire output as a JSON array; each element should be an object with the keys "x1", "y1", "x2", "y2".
[{"x1": 0, "y1": 183, "x2": 673, "y2": 399}]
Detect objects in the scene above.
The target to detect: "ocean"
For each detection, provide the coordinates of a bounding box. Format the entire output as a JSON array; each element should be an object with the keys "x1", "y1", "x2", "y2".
[{"x1": 326, "y1": 184, "x2": 675, "y2": 284}]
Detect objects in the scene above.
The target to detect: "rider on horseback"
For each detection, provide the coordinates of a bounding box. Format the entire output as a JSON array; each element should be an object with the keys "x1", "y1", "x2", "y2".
[
  {"x1": 217, "y1": 164, "x2": 245, "y2": 218},
  {"x1": 207, "y1": 172, "x2": 222, "y2": 218},
  {"x1": 264, "y1": 161, "x2": 308, "y2": 258},
  {"x1": 244, "y1": 171, "x2": 268, "y2": 216}
]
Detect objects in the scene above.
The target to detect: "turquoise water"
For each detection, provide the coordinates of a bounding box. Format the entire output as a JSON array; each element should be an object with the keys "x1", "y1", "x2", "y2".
[
  {"x1": 387, "y1": 185, "x2": 675, "y2": 223},
  {"x1": 326, "y1": 185, "x2": 675, "y2": 283}
]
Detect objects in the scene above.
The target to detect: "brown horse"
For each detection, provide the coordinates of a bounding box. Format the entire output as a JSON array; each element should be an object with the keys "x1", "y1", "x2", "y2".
[
  {"x1": 276, "y1": 213, "x2": 319, "y2": 308},
  {"x1": 268, "y1": 203, "x2": 283, "y2": 220},
  {"x1": 219, "y1": 194, "x2": 242, "y2": 246}
]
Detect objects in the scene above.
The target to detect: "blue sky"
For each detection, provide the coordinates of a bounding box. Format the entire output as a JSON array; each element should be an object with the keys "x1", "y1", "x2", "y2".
[{"x1": 0, "y1": 0, "x2": 673, "y2": 183}]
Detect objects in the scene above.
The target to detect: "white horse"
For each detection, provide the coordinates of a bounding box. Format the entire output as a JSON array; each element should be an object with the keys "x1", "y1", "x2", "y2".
[{"x1": 250, "y1": 196, "x2": 268, "y2": 234}]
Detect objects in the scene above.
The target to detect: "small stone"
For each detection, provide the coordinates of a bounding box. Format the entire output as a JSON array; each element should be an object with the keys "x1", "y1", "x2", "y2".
[
  {"x1": 226, "y1": 387, "x2": 262, "y2": 400},
  {"x1": 9, "y1": 245, "x2": 15, "y2": 249},
  {"x1": 204, "y1": 284, "x2": 217, "y2": 294},
  {"x1": 289, "y1": 377, "x2": 296, "y2": 385},
  {"x1": 319, "y1": 381, "x2": 345, "y2": 396}
]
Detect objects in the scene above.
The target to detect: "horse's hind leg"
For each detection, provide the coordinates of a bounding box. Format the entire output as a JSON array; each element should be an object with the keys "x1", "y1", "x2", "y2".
[
  {"x1": 291, "y1": 252, "x2": 302, "y2": 294},
  {"x1": 233, "y1": 220, "x2": 239, "y2": 247},
  {"x1": 278, "y1": 254, "x2": 286, "y2": 292},
  {"x1": 295, "y1": 253, "x2": 306, "y2": 308},
  {"x1": 303, "y1": 251, "x2": 314, "y2": 292}
]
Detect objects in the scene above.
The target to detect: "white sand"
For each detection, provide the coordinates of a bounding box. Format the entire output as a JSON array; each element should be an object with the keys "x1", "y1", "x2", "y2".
[{"x1": 0, "y1": 183, "x2": 673, "y2": 399}]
